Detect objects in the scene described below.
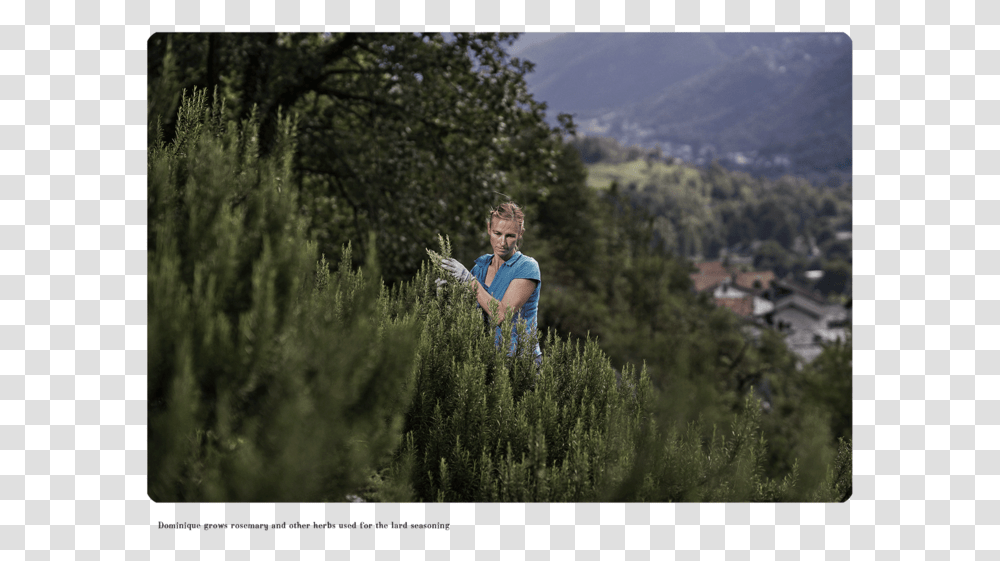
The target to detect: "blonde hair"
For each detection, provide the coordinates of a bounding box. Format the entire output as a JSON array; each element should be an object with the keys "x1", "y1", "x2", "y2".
[{"x1": 487, "y1": 201, "x2": 526, "y2": 250}]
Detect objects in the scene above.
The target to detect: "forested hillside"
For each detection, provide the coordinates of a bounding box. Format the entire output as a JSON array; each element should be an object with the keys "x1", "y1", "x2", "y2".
[
  {"x1": 573, "y1": 136, "x2": 853, "y2": 300},
  {"x1": 516, "y1": 33, "x2": 851, "y2": 180},
  {"x1": 148, "y1": 33, "x2": 851, "y2": 503}
]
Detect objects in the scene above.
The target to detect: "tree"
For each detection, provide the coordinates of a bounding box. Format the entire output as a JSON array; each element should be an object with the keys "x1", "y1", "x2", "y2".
[
  {"x1": 148, "y1": 32, "x2": 577, "y2": 285},
  {"x1": 754, "y1": 240, "x2": 792, "y2": 278},
  {"x1": 815, "y1": 258, "x2": 850, "y2": 295}
]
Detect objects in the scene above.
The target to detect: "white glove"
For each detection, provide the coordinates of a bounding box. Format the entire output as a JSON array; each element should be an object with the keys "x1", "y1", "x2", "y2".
[{"x1": 440, "y1": 258, "x2": 473, "y2": 284}]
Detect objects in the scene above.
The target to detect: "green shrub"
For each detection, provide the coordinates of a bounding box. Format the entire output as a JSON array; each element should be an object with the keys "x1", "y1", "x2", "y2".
[
  {"x1": 148, "y1": 89, "x2": 419, "y2": 502},
  {"x1": 365, "y1": 239, "x2": 827, "y2": 502}
]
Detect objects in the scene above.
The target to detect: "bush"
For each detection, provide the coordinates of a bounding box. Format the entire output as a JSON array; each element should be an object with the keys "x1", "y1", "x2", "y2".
[
  {"x1": 364, "y1": 239, "x2": 837, "y2": 502},
  {"x1": 148, "y1": 89, "x2": 419, "y2": 502}
]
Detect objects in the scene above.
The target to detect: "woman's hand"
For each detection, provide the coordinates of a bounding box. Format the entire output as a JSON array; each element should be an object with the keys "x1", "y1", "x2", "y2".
[{"x1": 440, "y1": 258, "x2": 473, "y2": 284}]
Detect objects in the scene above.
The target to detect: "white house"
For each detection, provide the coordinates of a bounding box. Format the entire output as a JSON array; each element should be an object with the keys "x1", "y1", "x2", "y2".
[{"x1": 766, "y1": 280, "x2": 849, "y2": 363}]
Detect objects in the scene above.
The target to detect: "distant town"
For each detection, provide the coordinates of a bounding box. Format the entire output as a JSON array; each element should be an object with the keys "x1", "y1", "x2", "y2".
[{"x1": 690, "y1": 257, "x2": 850, "y2": 364}]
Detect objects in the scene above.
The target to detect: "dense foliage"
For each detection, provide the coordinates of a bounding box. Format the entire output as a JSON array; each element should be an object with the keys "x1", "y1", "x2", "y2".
[
  {"x1": 148, "y1": 34, "x2": 851, "y2": 503},
  {"x1": 149, "y1": 32, "x2": 573, "y2": 284},
  {"x1": 147, "y1": 90, "x2": 419, "y2": 501},
  {"x1": 506, "y1": 168, "x2": 852, "y2": 489},
  {"x1": 575, "y1": 136, "x2": 852, "y2": 299},
  {"x1": 366, "y1": 240, "x2": 849, "y2": 502}
]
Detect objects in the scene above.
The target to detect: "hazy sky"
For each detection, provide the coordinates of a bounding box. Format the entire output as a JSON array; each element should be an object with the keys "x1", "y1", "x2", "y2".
[{"x1": 507, "y1": 33, "x2": 564, "y2": 58}]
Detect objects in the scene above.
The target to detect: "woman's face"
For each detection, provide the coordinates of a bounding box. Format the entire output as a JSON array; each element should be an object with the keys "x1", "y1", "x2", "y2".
[{"x1": 489, "y1": 218, "x2": 521, "y2": 260}]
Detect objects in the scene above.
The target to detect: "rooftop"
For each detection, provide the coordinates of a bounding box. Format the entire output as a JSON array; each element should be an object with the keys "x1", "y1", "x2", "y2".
[{"x1": 715, "y1": 296, "x2": 755, "y2": 318}]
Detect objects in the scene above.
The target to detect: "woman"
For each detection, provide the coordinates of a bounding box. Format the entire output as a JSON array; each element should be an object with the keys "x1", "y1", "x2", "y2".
[{"x1": 440, "y1": 202, "x2": 542, "y2": 363}]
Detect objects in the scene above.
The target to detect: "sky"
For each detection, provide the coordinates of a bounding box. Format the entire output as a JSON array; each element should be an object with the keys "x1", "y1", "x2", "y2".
[{"x1": 506, "y1": 33, "x2": 564, "y2": 58}]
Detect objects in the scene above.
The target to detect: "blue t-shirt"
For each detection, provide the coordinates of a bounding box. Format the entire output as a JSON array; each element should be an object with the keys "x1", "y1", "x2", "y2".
[{"x1": 470, "y1": 251, "x2": 541, "y2": 358}]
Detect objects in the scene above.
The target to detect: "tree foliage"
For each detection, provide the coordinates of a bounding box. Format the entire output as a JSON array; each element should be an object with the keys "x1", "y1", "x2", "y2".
[
  {"x1": 148, "y1": 32, "x2": 574, "y2": 284},
  {"x1": 576, "y1": 138, "x2": 852, "y2": 297}
]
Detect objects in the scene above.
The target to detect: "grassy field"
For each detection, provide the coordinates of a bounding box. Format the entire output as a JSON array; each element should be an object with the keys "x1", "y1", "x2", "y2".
[{"x1": 585, "y1": 159, "x2": 706, "y2": 192}]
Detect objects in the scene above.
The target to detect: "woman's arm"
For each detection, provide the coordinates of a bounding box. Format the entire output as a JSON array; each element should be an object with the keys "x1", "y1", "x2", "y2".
[{"x1": 471, "y1": 277, "x2": 538, "y2": 323}]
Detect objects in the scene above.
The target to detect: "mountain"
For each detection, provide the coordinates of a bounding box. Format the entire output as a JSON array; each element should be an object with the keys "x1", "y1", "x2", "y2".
[
  {"x1": 514, "y1": 33, "x2": 852, "y2": 178},
  {"x1": 512, "y1": 33, "x2": 732, "y2": 114},
  {"x1": 726, "y1": 48, "x2": 852, "y2": 173}
]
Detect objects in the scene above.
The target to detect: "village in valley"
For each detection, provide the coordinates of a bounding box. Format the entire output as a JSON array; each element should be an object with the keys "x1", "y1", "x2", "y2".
[{"x1": 690, "y1": 238, "x2": 851, "y2": 364}]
